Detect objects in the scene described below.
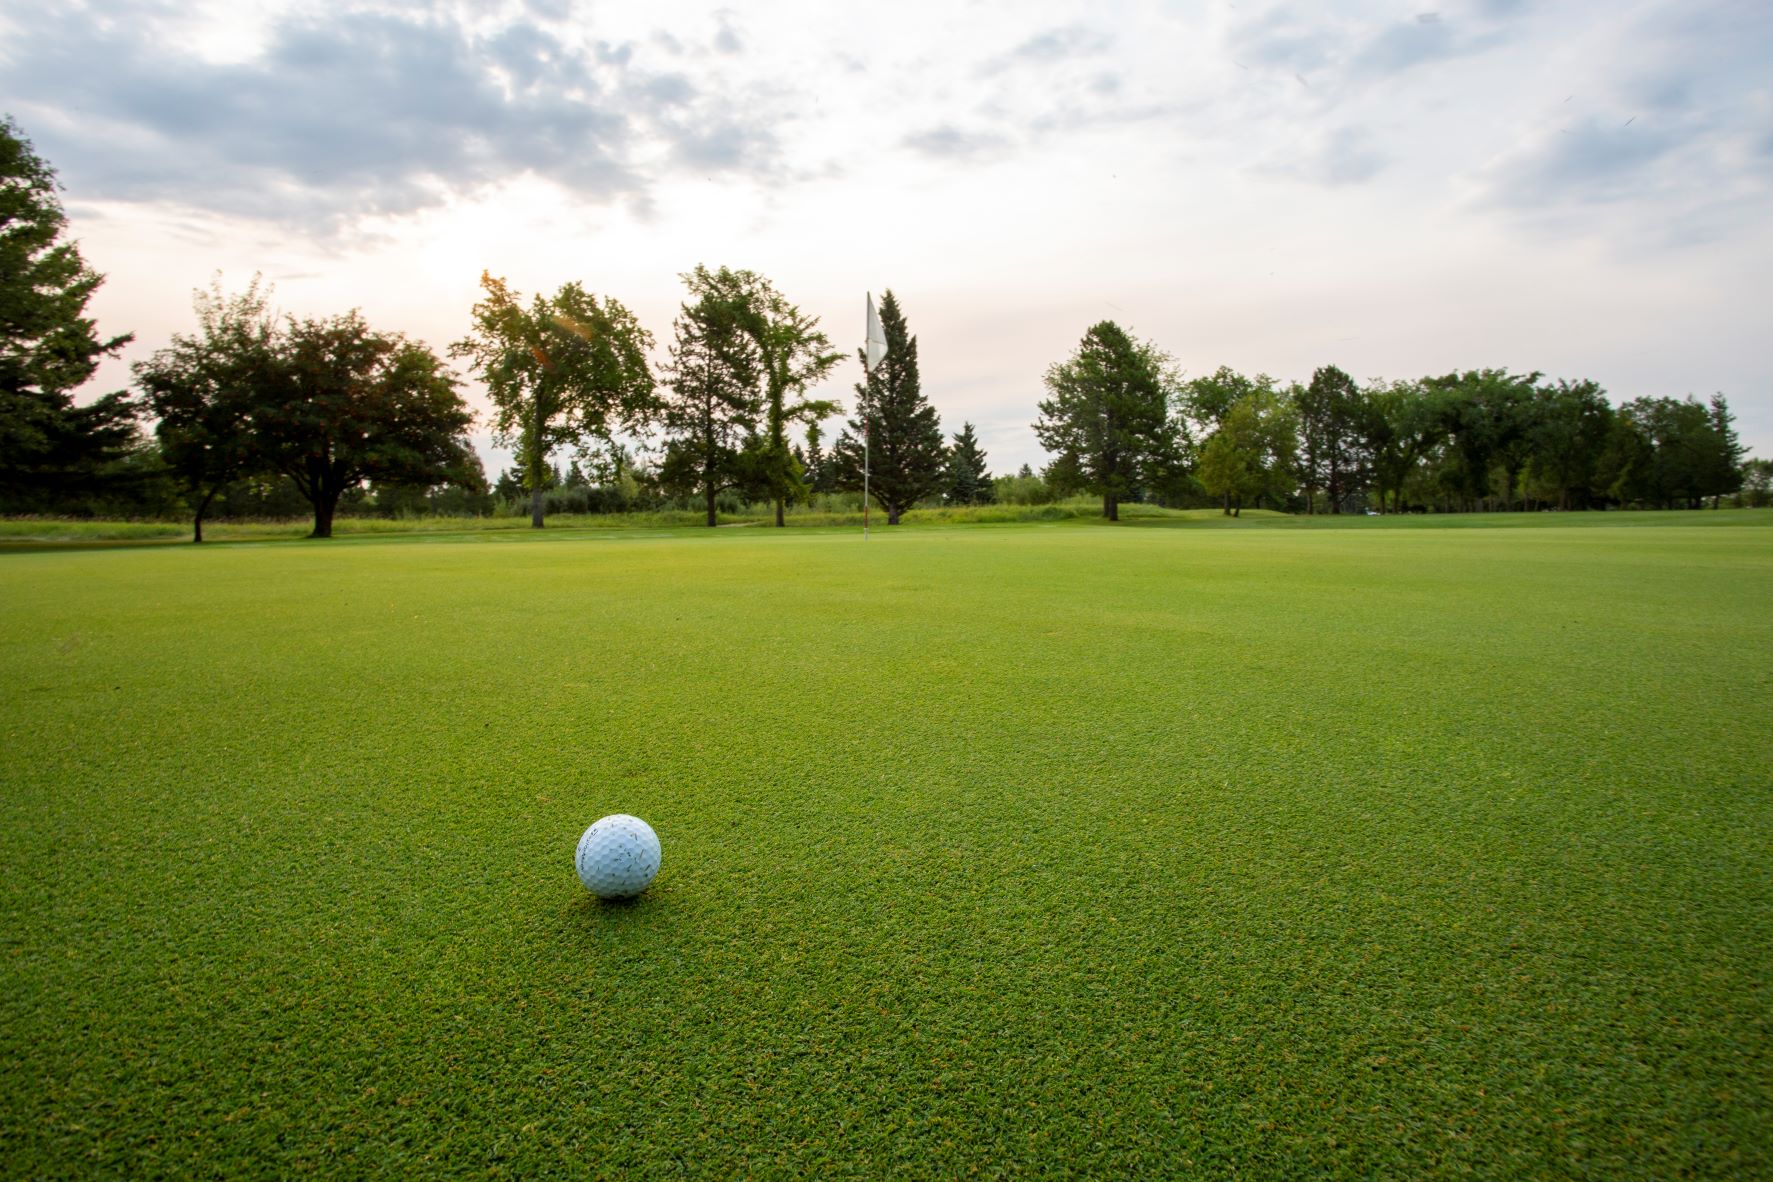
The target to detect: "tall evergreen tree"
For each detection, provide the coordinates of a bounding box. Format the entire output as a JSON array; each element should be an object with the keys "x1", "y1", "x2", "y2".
[
  {"x1": 656, "y1": 281, "x2": 762, "y2": 526},
  {"x1": 831, "y1": 291, "x2": 946, "y2": 524},
  {"x1": 803, "y1": 422, "x2": 834, "y2": 495},
  {"x1": 943, "y1": 421, "x2": 993, "y2": 505},
  {"x1": 0, "y1": 116, "x2": 137, "y2": 512},
  {"x1": 1033, "y1": 321, "x2": 1179, "y2": 521},
  {"x1": 1704, "y1": 395, "x2": 1744, "y2": 508}
]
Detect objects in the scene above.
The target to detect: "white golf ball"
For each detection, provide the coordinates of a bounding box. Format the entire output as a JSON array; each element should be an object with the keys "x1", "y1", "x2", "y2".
[{"x1": 575, "y1": 814, "x2": 661, "y2": 899}]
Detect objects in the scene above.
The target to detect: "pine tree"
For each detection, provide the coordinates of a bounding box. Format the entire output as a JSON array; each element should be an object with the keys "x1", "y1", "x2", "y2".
[
  {"x1": 1032, "y1": 321, "x2": 1178, "y2": 521},
  {"x1": 655, "y1": 282, "x2": 763, "y2": 525},
  {"x1": 0, "y1": 117, "x2": 137, "y2": 512},
  {"x1": 804, "y1": 422, "x2": 834, "y2": 494},
  {"x1": 831, "y1": 290, "x2": 947, "y2": 524},
  {"x1": 944, "y1": 421, "x2": 993, "y2": 505}
]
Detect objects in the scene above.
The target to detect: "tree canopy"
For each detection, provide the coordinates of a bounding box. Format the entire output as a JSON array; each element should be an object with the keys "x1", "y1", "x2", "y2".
[
  {"x1": 944, "y1": 422, "x2": 993, "y2": 506},
  {"x1": 831, "y1": 290, "x2": 946, "y2": 525},
  {"x1": 451, "y1": 272, "x2": 655, "y2": 528},
  {"x1": 656, "y1": 273, "x2": 763, "y2": 526},
  {"x1": 0, "y1": 116, "x2": 137, "y2": 512},
  {"x1": 685, "y1": 266, "x2": 842, "y2": 527},
  {"x1": 259, "y1": 312, "x2": 477, "y2": 538},
  {"x1": 1033, "y1": 321, "x2": 1179, "y2": 521},
  {"x1": 134, "y1": 276, "x2": 279, "y2": 541}
]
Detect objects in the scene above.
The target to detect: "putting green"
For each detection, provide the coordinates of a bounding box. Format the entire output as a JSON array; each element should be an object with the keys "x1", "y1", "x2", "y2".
[{"x1": 2, "y1": 518, "x2": 1769, "y2": 1176}]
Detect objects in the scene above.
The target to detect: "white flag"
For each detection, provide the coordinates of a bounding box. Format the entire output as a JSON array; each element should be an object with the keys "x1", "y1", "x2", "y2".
[{"x1": 865, "y1": 293, "x2": 888, "y2": 374}]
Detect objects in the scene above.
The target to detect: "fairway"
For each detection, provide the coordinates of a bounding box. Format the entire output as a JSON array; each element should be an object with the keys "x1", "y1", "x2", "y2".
[{"x1": 2, "y1": 519, "x2": 1769, "y2": 1176}]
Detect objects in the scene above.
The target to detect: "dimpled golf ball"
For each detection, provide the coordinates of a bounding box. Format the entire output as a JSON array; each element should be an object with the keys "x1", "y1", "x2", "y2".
[{"x1": 575, "y1": 814, "x2": 661, "y2": 899}]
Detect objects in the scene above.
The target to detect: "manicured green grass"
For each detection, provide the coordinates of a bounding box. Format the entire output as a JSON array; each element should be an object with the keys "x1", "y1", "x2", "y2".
[{"x1": 2, "y1": 517, "x2": 1768, "y2": 1176}]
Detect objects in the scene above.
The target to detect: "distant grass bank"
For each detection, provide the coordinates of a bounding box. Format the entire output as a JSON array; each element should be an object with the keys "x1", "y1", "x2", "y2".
[{"x1": 4, "y1": 504, "x2": 1766, "y2": 547}]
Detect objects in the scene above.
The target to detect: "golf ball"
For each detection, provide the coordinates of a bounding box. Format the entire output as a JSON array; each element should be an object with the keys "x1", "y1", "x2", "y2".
[{"x1": 575, "y1": 814, "x2": 661, "y2": 899}]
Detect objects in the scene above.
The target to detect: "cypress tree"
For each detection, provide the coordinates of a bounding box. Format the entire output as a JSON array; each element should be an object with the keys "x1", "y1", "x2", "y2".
[
  {"x1": 944, "y1": 421, "x2": 993, "y2": 505},
  {"x1": 831, "y1": 290, "x2": 947, "y2": 524}
]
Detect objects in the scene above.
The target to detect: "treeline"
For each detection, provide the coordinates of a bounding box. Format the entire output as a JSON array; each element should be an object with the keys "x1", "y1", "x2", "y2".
[
  {"x1": 3, "y1": 116, "x2": 1765, "y2": 540},
  {"x1": 1175, "y1": 364, "x2": 1751, "y2": 516}
]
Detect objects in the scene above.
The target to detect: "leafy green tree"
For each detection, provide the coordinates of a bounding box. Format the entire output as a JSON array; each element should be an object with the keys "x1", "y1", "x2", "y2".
[
  {"x1": 944, "y1": 422, "x2": 993, "y2": 505},
  {"x1": 1617, "y1": 395, "x2": 1742, "y2": 509},
  {"x1": 258, "y1": 312, "x2": 476, "y2": 537},
  {"x1": 0, "y1": 116, "x2": 137, "y2": 512},
  {"x1": 1420, "y1": 369, "x2": 1540, "y2": 511},
  {"x1": 1180, "y1": 366, "x2": 1272, "y2": 439},
  {"x1": 656, "y1": 279, "x2": 762, "y2": 526},
  {"x1": 134, "y1": 276, "x2": 279, "y2": 541},
  {"x1": 831, "y1": 291, "x2": 946, "y2": 524},
  {"x1": 1197, "y1": 387, "x2": 1298, "y2": 515},
  {"x1": 1033, "y1": 321, "x2": 1179, "y2": 521},
  {"x1": 1739, "y1": 457, "x2": 1772, "y2": 509},
  {"x1": 1527, "y1": 379, "x2": 1613, "y2": 510},
  {"x1": 452, "y1": 272, "x2": 655, "y2": 528},
  {"x1": 1593, "y1": 410, "x2": 1654, "y2": 506},
  {"x1": 1293, "y1": 365, "x2": 1371, "y2": 514},
  {"x1": 1364, "y1": 380, "x2": 1448, "y2": 513},
  {"x1": 681, "y1": 266, "x2": 841, "y2": 527}
]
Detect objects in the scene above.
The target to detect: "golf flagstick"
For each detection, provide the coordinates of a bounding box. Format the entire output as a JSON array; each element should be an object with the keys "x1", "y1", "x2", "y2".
[{"x1": 863, "y1": 292, "x2": 888, "y2": 540}]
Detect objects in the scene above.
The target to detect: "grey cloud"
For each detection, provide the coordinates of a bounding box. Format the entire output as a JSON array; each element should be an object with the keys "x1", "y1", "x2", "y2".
[
  {"x1": 1012, "y1": 26, "x2": 1110, "y2": 64},
  {"x1": 1227, "y1": 9, "x2": 1341, "y2": 74},
  {"x1": 1229, "y1": 3, "x2": 1517, "y2": 87},
  {"x1": 714, "y1": 15, "x2": 744, "y2": 55},
  {"x1": 901, "y1": 126, "x2": 1011, "y2": 160},
  {"x1": 1349, "y1": 17, "x2": 1502, "y2": 75},
  {"x1": 1474, "y1": 0, "x2": 1773, "y2": 238},
  {"x1": 2, "y1": 3, "x2": 785, "y2": 231},
  {"x1": 979, "y1": 24, "x2": 1111, "y2": 76},
  {"x1": 671, "y1": 121, "x2": 778, "y2": 171},
  {"x1": 1486, "y1": 121, "x2": 1683, "y2": 207},
  {"x1": 1263, "y1": 125, "x2": 1390, "y2": 187}
]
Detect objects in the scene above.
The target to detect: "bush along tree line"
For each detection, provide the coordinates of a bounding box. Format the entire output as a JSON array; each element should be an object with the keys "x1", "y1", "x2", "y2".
[{"x1": 2, "y1": 115, "x2": 1760, "y2": 534}]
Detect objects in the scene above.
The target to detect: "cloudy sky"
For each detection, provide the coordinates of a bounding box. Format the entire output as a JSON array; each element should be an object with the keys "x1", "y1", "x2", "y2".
[{"x1": 7, "y1": 0, "x2": 1771, "y2": 474}]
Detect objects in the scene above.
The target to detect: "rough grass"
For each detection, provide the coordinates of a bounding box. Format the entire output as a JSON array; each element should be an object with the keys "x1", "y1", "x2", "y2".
[{"x1": 1, "y1": 516, "x2": 1769, "y2": 1177}]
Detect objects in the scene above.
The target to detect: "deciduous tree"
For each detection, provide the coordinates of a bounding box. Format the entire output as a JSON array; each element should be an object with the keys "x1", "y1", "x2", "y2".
[
  {"x1": 259, "y1": 312, "x2": 475, "y2": 538},
  {"x1": 681, "y1": 267, "x2": 841, "y2": 527},
  {"x1": 134, "y1": 276, "x2": 278, "y2": 541},
  {"x1": 1197, "y1": 388, "x2": 1297, "y2": 515},
  {"x1": 452, "y1": 273, "x2": 655, "y2": 528}
]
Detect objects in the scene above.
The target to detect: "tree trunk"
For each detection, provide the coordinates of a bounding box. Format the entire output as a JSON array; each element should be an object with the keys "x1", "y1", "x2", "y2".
[
  {"x1": 705, "y1": 484, "x2": 717, "y2": 527},
  {"x1": 774, "y1": 498, "x2": 785, "y2": 527},
  {"x1": 887, "y1": 505, "x2": 901, "y2": 525},
  {"x1": 1222, "y1": 491, "x2": 1231, "y2": 516},
  {"x1": 530, "y1": 486, "x2": 545, "y2": 529},
  {"x1": 311, "y1": 493, "x2": 338, "y2": 539},
  {"x1": 1104, "y1": 493, "x2": 1119, "y2": 521},
  {"x1": 192, "y1": 485, "x2": 220, "y2": 544}
]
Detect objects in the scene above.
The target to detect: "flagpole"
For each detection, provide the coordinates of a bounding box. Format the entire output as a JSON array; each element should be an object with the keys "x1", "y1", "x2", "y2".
[{"x1": 863, "y1": 291, "x2": 886, "y2": 543}]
